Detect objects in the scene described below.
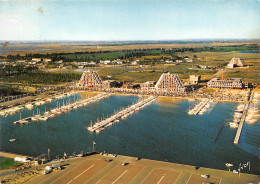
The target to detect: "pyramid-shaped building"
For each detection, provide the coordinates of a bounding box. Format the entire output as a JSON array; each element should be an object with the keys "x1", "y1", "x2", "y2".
[
  {"x1": 226, "y1": 58, "x2": 243, "y2": 68},
  {"x1": 76, "y1": 70, "x2": 103, "y2": 89},
  {"x1": 155, "y1": 72, "x2": 186, "y2": 92}
]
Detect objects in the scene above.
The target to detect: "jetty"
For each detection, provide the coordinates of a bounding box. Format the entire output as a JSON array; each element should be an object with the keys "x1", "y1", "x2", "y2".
[
  {"x1": 233, "y1": 92, "x2": 253, "y2": 144},
  {"x1": 88, "y1": 96, "x2": 157, "y2": 133},
  {"x1": 13, "y1": 93, "x2": 111, "y2": 125},
  {"x1": 188, "y1": 99, "x2": 211, "y2": 115},
  {"x1": 13, "y1": 117, "x2": 31, "y2": 125}
]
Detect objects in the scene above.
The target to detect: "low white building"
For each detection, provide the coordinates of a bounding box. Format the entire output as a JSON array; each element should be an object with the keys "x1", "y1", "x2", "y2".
[
  {"x1": 100, "y1": 60, "x2": 111, "y2": 64},
  {"x1": 14, "y1": 157, "x2": 30, "y2": 163},
  {"x1": 89, "y1": 61, "x2": 96, "y2": 65},
  {"x1": 131, "y1": 61, "x2": 138, "y2": 65},
  {"x1": 43, "y1": 58, "x2": 52, "y2": 62},
  {"x1": 32, "y1": 58, "x2": 41, "y2": 62}
]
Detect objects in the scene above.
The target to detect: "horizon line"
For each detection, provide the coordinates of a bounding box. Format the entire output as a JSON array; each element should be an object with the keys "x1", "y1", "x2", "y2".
[{"x1": 1, "y1": 38, "x2": 260, "y2": 43}]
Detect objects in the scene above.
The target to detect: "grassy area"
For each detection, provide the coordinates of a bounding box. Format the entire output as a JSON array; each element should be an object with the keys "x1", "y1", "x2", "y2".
[
  {"x1": 0, "y1": 86, "x2": 24, "y2": 96},
  {"x1": 2, "y1": 41, "x2": 259, "y2": 57},
  {"x1": 1, "y1": 71, "x2": 82, "y2": 85},
  {"x1": 62, "y1": 50, "x2": 164, "y2": 61},
  {"x1": 223, "y1": 70, "x2": 260, "y2": 84},
  {"x1": 177, "y1": 51, "x2": 260, "y2": 61},
  {"x1": 0, "y1": 157, "x2": 22, "y2": 170},
  {"x1": 63, "y1": 51, "x2": 126, "y2": 60},
  {"x1": 94, "y1": 64, "x2": 217, "y2": 83}
]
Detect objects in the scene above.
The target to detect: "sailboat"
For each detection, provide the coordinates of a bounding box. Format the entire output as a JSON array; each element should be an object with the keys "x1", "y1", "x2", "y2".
[
  {"x1": 31, "y1": 108, "x2": 41, "y2": 121},
  {"x1": 18, "y1": 112, "x2": 28, "y2": 124}
]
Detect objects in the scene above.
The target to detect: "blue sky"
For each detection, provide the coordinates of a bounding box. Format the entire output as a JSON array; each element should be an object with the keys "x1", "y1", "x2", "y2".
[{"x1": 0, "y1": 0, "x2": 259, "y2": 40}]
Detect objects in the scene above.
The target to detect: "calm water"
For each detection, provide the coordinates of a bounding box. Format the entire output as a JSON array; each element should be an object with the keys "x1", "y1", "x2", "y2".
[
  {"x1": 0, "y1": 94, "x2": 259, "y2": 174},
  {"x1": 239, "y1": 50, "x2": 260, "y2": 54}
]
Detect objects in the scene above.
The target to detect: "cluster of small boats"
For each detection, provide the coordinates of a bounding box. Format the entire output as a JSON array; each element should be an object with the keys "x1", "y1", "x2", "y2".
[
  {"x1": 245, "y1": 107, "x2": 259, "y2": 124},
  {"x1": 13, "y1": 93, "x2": 111, "y2": 125},
  {"x1": 0, "y1": 105, "x2": 25, "y2": 117},
  {"x1": 0, "y1": 92, "x2": 76, "y2": 117},
  {"x1": 229, "y1": 103, "x2": 259, "y2": 128},
  {"x1": 88, "y1": 96, "x2": 157, "y2": 133},
  {"x1": 188, "y1": 99, "x2": 212, "y2": 115},
  {"x1": 229, "y1": 104, "x2": 244, "y2": 128},
  {"x1": 252, "y1": 93, "x2": 259, "y2": 103}
]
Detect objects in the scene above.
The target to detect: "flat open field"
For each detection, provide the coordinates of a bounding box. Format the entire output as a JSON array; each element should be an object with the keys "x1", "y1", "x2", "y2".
[
  {"x1": 1, "y1": 41, "x2": 259, "y2": 56},
  {"x1": 1, "y1": 41, "x2": 259, "y2": 84},
  {"x1": 15, "y1": 154, "x2": 259, "y2": 184}
]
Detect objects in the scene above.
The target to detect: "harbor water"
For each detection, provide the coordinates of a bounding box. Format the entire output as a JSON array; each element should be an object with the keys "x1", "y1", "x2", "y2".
[{"x1": 0, "y1": 94, "x2": 259, "y2": 174}]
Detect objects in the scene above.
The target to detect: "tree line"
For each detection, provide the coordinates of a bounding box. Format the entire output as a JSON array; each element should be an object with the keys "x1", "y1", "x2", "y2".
[{"x1": 1, "y1": 71, "x2": 82, "y2": 85}]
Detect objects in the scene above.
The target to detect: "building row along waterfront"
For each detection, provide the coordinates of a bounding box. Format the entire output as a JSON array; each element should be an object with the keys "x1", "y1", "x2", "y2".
[
  {"x1": 76, "y1": 70, "x2": 186, "y2": 92},
  {"x1": 207, "y1": 78, "x2": 249, "y2": 89}
]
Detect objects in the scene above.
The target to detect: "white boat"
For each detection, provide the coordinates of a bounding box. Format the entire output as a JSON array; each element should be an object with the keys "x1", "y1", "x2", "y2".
[
  {"x1": 200, "y1": 174, "x2": 210, "y2": 178},
  {"x1": 45, "y1": 99, "x2": 52, "y2": 103},
  {"x1": 14, "y1": 107, "x2": 23, "y2": 111},
  {"x1": 9, "y1": 139, "x2": 16, "y2": 142},
  {"x1": 225, "y1": 163, "x2": 233, "y2": 167},
  {"x1": 39, "y1": 116, "x2": 49, "y2": 121},
  {"x1": 229, "y1": 122, "x2": 238, "y2": 128},
  {"x1": 31, "y1": 115, "x2": 41, "y2": 121},
  {"x1": 234, "y1": 113, "x2": 242, "y2": 118},
  {"x1": 25, "y1": 104, "x2": 34, "y2": 109},
  {"x1": 19, "y1": 119, "x2": 29, "y2": 124},
  {"x1": 247, "y1": 119, "x2": 257, "y2": 123}
]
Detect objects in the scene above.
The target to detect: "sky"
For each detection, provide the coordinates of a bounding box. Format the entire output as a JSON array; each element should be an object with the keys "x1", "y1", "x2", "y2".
[{"x1": 0, "y1": 0, "x2": 259, "y2": 41}]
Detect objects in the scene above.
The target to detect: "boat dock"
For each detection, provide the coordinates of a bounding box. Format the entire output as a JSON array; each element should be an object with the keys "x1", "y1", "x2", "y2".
[
  {"x1": 13, "y1": 116, "x2": 31, "y2": 125},
  {"x1": 13, "y1": 93, "x2": 111, "y2": 125},
  {"x1": 188, "y1": 99, "x2": 211, "y2": 115},
  {"x1": 233, "y1": 92, "x2": 253, "y2": 144},
  {"x1": 0, "y1": 92, "x2": 78, "y2": 117},
  {"x1": 88, "y1": 96, "x2": 157, "y2": 133}
]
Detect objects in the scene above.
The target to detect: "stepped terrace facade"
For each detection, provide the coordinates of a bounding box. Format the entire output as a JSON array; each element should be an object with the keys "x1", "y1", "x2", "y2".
[{"x1": 76, "y1": 70, "x2": 103, "y2": 89}]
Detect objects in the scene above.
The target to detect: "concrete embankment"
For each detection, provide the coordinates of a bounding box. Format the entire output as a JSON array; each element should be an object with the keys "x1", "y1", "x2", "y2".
[{"x1": 0, "y1": 151, "x2": 30, "y2": 159}]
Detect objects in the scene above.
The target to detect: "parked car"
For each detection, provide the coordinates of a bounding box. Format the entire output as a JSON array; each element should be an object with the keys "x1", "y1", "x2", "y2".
[
  {"x1": 122, "y1": 162, "x2": 129, "y2": 166},
  {"x1": 104, "y1": 159, "x2": 113, "y2": 162},
  {"x1": 42, "y1": 170, "x2": 51, "y2": 175},
  {"x1": 201, "y1": 174, "x2": 210, "y2": 178}
]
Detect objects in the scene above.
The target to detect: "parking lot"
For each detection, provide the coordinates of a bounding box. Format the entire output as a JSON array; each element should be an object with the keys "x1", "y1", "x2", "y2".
[{"x1": 23, "y1": 154, "x2": 259, "y2": 184}]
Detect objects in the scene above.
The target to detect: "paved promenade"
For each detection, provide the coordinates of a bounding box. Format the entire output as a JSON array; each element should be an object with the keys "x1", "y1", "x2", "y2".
[{"x1": 19, "y1": 154, "x2": 259, "y2": 184}]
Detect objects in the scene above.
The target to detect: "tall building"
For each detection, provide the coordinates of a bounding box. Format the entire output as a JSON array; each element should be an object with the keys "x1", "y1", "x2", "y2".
[
  {"x1": 155, "y1": 72, "x2": 186, "y2": 92},
  {"x1": 226, "y1": 58, "x2": 243, "y2": 68},
  {"x1": 76, "y1": 70, "x2": 103, "y2": 89}
]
